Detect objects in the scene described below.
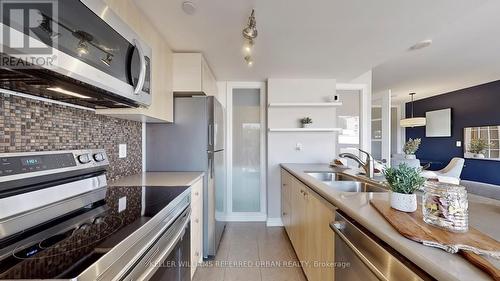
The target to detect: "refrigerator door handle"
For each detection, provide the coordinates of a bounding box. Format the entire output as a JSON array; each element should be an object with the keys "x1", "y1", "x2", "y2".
[
  {"x1": 208, "y1": 124, "x2": 214, "y2": 147},
  {"x1": 208, "y1": 151, "x2": 214, "y2": 179}
]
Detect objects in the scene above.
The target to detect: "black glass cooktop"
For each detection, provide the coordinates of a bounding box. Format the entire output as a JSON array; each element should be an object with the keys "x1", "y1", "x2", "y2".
[{"x1": 0, "y1": 185, "x2": 188, "y2": 279}]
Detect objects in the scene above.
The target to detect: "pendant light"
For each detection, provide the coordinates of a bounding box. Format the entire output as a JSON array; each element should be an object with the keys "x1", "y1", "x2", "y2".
[{"x1": 400, "y1": 93, "x2": 426, "y2": 127}]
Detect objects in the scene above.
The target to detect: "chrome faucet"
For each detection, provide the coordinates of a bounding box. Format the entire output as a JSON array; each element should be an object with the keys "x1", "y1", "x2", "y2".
[{"x1": 339, "y1": 149, "x2": 375, "y2": 178}]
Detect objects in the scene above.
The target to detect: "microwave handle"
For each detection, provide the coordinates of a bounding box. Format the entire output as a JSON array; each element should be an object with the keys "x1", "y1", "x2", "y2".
[{"x1": 132, "y1": 39, "x2": 146, "y2": 94}]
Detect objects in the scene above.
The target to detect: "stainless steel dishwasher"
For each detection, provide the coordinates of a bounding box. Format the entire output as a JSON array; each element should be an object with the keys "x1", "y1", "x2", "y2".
[{"x1": 330, "y1": 212, "x2": 433, "y2": 281}]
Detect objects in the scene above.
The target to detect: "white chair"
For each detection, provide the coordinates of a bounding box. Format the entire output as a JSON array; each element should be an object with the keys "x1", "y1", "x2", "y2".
[
  {"x1": 421, "y1": 158, "x2": 465, "y2": 180},
  {"x1": 437, "y1": 176, "x2": 461, "y2": 185}
]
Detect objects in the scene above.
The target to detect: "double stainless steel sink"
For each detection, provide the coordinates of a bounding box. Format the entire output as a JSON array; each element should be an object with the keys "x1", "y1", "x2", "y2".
[{"x1": 305, "y1": 172, "x2": 387, "y2": 193}]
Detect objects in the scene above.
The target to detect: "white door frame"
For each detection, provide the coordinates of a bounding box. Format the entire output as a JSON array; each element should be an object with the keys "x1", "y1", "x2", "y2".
[{"x1": 225, "y1": 82, "x2": 267, "y2": 221}]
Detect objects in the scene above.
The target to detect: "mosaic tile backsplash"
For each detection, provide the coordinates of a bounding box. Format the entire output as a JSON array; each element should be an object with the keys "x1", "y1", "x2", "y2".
[{"x1": 0, "y1": 93, "x2": 142, "y2": 182}]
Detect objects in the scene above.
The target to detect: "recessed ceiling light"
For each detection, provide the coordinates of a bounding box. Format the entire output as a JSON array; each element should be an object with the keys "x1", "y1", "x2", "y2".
[
  {"x1": 182, "y1": 1, "x2": 196, "y2": 15},
  {"x1": 409, "y1": 39, "x2": 432, "y2": 51}
]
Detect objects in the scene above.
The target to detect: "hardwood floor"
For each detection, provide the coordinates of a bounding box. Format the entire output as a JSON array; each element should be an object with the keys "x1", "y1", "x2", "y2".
[{"x1": 193, "y1": 222, "x2": 307, "y2": 281}]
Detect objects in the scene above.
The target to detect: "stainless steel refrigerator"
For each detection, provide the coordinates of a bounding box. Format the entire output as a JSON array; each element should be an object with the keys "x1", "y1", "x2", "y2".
[{"x1": 146, "y1": 96, "x2": 226, "y2": 258}]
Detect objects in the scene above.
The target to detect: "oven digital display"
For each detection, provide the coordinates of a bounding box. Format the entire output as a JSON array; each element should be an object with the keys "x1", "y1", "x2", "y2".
[{"x1": 21, "y1": 157, "x2": 43, "y2": 166}]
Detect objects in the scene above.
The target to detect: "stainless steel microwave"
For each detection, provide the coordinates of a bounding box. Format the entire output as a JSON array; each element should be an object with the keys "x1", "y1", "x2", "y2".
[{"x1": 0, "y1": 0, "x2": 152, "y2": 108}]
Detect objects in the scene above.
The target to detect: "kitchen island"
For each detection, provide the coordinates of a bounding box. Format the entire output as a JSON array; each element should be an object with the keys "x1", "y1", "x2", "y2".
[{"x1": 281, "y1": 163, "x2": 500, "y2": 281}]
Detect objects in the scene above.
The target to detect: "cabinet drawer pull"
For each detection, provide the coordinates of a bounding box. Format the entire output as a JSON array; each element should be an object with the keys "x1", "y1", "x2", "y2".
[
  {"x1": 195, "y1": 218, "x2": 199, "y2": 223},
  {"x1": 194, "y1": 191, "x2": 199, "y2": 196},
  {"x1": 195, "y1": 251, "x2": 200, "y2": 257}
]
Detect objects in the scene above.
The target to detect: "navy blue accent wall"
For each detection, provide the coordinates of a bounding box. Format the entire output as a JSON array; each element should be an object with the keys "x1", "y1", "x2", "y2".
[{"x1": 405, "y1": 80, "x2": 500, "y2": 185}]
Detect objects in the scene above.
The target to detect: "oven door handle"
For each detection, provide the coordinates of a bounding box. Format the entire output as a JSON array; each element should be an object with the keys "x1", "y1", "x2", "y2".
[
  {"x1": 139, "y1": 208, "x2": 191, "y2": 280},
  {"x1": 132, "y1": 39, "x2": 146, "y2": 95},
  {"x1": 330, "y1": 221, "x2": 389, "y2": 281}
]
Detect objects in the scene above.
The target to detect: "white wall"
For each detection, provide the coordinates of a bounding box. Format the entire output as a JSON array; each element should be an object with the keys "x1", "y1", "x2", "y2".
[{"x1": 267, "y1": 79, "x2": 337, "y2": 222}]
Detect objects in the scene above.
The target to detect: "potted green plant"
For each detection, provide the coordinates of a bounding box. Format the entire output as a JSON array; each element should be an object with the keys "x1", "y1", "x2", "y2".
[
  {"x1": 468, "y1": 138, "x2": 489, "y2": 158},
  {"x1": 383, "y1": 164, "x2": 426, "y2": 212},
  {"x1": 300, "y1": 117, "x2": 313, "y2": 128},
  {"x1": 403, "y1": 138, "x2": 421, "y2": 159}
]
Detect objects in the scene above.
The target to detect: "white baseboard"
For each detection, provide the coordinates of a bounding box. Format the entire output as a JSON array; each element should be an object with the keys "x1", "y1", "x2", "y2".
[
  {"x1": 266, "y1": 217, "x2": 284, "y2": 227},
  {"x1": 221, "y1": 213, "x2": 267, "y2": 222}
]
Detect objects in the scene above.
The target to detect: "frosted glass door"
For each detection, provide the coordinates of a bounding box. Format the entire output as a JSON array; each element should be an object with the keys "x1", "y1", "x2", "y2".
[
  {"x1": 372, "y1": 92, "x2": 391, "y2": 163},
  {"x1": 232, "y1": 89, "x2": 261, "y2": 212}
]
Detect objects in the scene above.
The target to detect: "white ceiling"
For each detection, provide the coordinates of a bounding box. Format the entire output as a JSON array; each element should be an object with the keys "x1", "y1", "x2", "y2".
[
  {"x1": 133, "y1": 0, "x2": 490, "y2": 84},
  {"x1": 373, "y1": 0, "x2": 500, "y2": 103}
]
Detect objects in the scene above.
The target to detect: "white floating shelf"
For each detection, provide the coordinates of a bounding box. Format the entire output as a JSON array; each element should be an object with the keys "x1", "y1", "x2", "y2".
[
  {"x1": 268, "y1": 128, "x2": 342, "y2": 132},
  {"x1": 268, "y1": 102, "x2": 342, "y2": 107}
]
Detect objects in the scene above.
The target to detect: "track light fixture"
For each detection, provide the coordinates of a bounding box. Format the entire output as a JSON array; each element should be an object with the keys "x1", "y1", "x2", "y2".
[{"x1": 242, "y1": 9, "x2": 257, "y2": 66}]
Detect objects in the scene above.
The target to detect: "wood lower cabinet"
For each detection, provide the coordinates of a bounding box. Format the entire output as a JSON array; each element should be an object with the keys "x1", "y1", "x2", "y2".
[
  {"x1": 281, "y1": 169, "x2": 335, "y2": 281},
  {"x1": 305, "y1": 187, "x2": 335, "y2": 281},
  {"x1": 291, "y1": 176, "x2": 308, "y2": 262},
  {"x1": 281, "y1": 169, "x2": 292, "y2": 233},
  {"x1": 190, "y1": 178, "x2": 203, "y2": 278}
]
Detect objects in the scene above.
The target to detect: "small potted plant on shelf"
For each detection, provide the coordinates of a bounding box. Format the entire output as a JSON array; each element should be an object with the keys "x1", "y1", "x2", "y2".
[
  {"x1": 300, "y1": 117, "x2": 313, "y2": 128},
  {"x1": 403, "y1": 138, "x2": 421, "y2": 159},
  {"x1": 383, "y1": 164, "x2": 426, "y2": 212},
  {"x1": 468, "y1": 138, "x2": 489, "y2": 158}
]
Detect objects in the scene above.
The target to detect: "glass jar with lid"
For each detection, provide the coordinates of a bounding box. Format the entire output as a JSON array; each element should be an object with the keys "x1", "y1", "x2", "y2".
[{"x1": 422, "y1": 181, "x2": 469, "y2": 233}]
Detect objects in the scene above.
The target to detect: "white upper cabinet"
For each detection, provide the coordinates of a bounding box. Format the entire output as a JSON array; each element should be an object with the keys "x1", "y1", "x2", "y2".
[{"x1": 173, "y1": 53, "x2": 218, "y2": 97}]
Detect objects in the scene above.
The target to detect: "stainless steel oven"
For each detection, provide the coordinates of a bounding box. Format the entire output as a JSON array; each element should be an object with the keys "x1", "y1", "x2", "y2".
[
  {"x1": 330, "y1": 212, "x2": 433, "y2": 281},
  {"x1": 123, "y1": 208, "x2": 191, "y2": 281},
  {"x1": 0, "y1": 149, "x2": 192, "y2": 281},
  {"x1": 0, "y1": 0, "x2": 152, "y2": 108}
]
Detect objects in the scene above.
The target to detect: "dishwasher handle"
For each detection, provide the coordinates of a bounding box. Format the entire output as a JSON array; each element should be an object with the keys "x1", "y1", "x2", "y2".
[{"x1": 331, "y1": 221, "x2": 389, "y2": 281}]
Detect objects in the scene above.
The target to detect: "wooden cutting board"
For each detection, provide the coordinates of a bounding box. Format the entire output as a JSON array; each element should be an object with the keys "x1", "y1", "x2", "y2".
[{"x1": 370, "y1": 199, "x2": 500, "y2": 281}]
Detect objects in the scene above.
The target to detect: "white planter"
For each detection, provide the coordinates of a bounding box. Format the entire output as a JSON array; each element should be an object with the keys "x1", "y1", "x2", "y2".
[
  {"x1": 404, "y1": 154, "x2": 416, "y2": 160},
  {"x1": 390, "y1": 192, "x2": 417, "y2": 212},
  {"x1": 473, "y1": 153, "x2": 485, "y2": 159},
  {"x1": 302, "y1": 123, "x2": 312, "y2": 128}
]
